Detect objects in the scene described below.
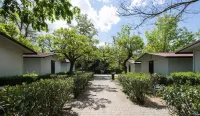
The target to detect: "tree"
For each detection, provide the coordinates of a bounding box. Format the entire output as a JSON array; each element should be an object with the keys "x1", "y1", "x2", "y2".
[
  {"x1": 118, "y1": 0, "x2": 199, "y2": 28},
  {"x1": 0, "y1": 23, "x2": 39, "y2": 51},
  {"x1": 52, "y1": 28, "x2": 97, "y2": 75},
  {"x1": 114, "y1": 26, "x2": 144, "y2": 73},
  {"x1": 37, "y1": 35, "x2": 54, "y2": 53},
  {"x1": 73, "y1": 14, "x2": 98, "y2": 71},
  {"x1": 0, "y1": 0, "x2": 80, "y2": 32},
  {"x1": 144, "y1": 14, "x2": 195, "y2": 52}
]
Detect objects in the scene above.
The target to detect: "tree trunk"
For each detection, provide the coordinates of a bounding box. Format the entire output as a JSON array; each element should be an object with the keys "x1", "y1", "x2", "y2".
[
  {"x1": 123, "y1": 58, "x2": 129, "y2": 73},
  {"x1": 69, "y1": 61, "x2": 74, "y2": 76}
]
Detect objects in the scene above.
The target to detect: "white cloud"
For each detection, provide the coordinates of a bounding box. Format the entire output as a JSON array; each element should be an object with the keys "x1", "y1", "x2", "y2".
[
  {"x1": 130, "y1": 0, "x2": 147, "y2": 7},
  {"x1": 71, "y1": 0, "x2": 120, "y2": 32},
  {"x1": 153, "y1": 0, "x2": 165, "y2": 5},
  {"x1": 48, "y1": 0, "x2": 120, "y2": 32},
  {"x1": 97, "y1": 0, "x2": 110, "y2": 3}
]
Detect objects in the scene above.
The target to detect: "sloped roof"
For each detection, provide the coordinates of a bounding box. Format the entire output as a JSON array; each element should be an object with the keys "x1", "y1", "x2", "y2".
[
  {"x1": 0, "y1": 32, "x2": 37, "y2": 54},
  {"x1": 23, "y1": 53, "x2": 55, "y2": 58},
  {"x1": 136, "y1": 52, "x2": 193, "y2": 62},
  {"x1": 128, "y1": 60, "x2": 141, "y2": 64},
  {"x1": 176, "y1": 39, "x2": 200, "y2": 53},
  {"x1": 149, "y1": 52, "x2": 193, "y2": 57}
]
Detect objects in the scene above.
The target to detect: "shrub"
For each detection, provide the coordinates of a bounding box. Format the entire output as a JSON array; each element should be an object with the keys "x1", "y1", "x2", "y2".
[
  {"x1": 169, "y1": 72, "x2": 200, "y2": 85},
  {"x1": 118, "y1": 72, "x2": 151, "y2": 104},
  {"x1": 0, "y1": 73, "x2": 38, "y2": 86},
  {"x1": 163, "y1": 85, "x2": 200, "y2": 116},
  {"x1": 73, "y1": 72, "x2": 94, "y2": 98},
  {"x1": 0, "y1": 78, "x2": 74, "y2": 116},
  {"x1": 151, "y1": 73, "x2": 173, "y2": 86}
]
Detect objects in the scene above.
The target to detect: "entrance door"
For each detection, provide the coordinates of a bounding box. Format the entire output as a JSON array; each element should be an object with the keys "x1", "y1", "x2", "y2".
[
  {"x1": 129, "y1": 65, "x2": 131, "y2": 72},
  {"x1": 51, "y1": 60, "x2": 55, "y2": 74},
  {"x1": 149, "y1": 61, "x2": 154, "y2": 74}
]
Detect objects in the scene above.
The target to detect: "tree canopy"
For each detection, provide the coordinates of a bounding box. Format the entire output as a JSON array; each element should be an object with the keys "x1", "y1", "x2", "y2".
[
  {"x1": 0, "y1": 0, "x2": 80, "y2": 31},
  {"x1": 144, "y1": 14, "x2": 195, "y2": 53}
]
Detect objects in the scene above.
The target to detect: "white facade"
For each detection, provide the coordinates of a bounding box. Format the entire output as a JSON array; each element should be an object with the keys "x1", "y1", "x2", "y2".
[
  {"x1": 61, "y1": 62, "x2": 70, "y2": 72},
  {"x1": 193, "y1": 47, "x2": 200, "y2": 72},
  {"x1": 24, "y1": 55, "x2": 71, "y2": 75},
  {"x1": 0, "y1": 33, "x2": 36, "y2": 77},
  {"x1": 137, "y1": 54, "x2": 193, "y2": 76},
  {"x1": 126, "y1": 60, "x2": 141, "y2": 73}
]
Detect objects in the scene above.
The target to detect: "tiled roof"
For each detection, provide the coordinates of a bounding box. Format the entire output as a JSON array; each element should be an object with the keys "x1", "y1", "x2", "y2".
[
  {"x1": 23, "y1": 53, "x2": 55, "y2": 58},
  {"x1": 149, "y1": 52, "x2": 193, "y2": 57}
]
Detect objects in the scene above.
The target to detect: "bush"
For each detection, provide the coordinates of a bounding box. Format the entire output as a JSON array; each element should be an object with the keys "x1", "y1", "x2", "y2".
[
  {"x1": 163, "y1": 85, "x2": 200, "y2": 116},
  {"x1": 73, "y1": 72, "x2": 94, "y2": 98},
  {"x1": 151, "y1": 73, "x2": 173, "y2": 86},
  {"x1": 118, "y1": 72, "x2": 151, "y2": 104},
  {"x1": 169, "y1": 72, "x2": 200, "y2": 85},
  {"x1": 0, "y1": 73, "x2": 38, "y2": 86},
  {"x1": 0, "y1": 78, "x2": 74, "y2": 116}
]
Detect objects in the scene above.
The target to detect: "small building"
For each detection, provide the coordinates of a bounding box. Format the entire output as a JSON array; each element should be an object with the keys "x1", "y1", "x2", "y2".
[
  {"x1": 126, "y1": 60, "x2": 141, "y2": 73},
  {"x1": 0, "y1": 32, "x2": 37, "y2": 77},
  {"x1": 176, "y1": 40, "x2": 200, "y2": 72},
  {"x1": 136, "y1": 53, "x2": 193, "y2": 76},
  {"x1": 23, "y1": 53, "x2": 71, "y2": 75}
]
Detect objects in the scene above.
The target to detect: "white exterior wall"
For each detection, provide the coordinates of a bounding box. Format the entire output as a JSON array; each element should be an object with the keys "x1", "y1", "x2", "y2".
[
  {"x1": 23, "y1": 58, "x2": 41, "y2": 74},
  {"x1": 24, "y1": 55, "x2": 63, "y2": 75},
  {"x1": 0, "y1": 47, "x2": 23, "y2": 77},
  {"x1": 135, "y1": 64, "x2": 141, "y2": 72},
  {"x1": 61, "y1": 62, "x2": 70, "y2": 72},
  {"x1": 194, "y1": 47, "x2": 200, "y2": 72},
  {"x1": 55, "y1": 61, "x2": 61, "y2": 73},
  {"x1": 168, "y1": 58, "x2": 193, "y2": 74},
  {"x1": 140, "y1": 54, "x2": 168, "y2": 75}
]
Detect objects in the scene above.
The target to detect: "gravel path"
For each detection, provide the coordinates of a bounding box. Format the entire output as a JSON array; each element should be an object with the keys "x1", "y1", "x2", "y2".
[{"x1": 66, "y1": 74, "x2": 169, "y2": 116}]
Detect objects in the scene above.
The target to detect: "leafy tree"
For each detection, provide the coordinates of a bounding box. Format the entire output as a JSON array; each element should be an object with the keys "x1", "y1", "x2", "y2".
[
  {"x1": 0, "y1": 23, "x2": 39, "y2": 51},
  {"x1": 144, "y1": 14, "x2": 195, "y2": 52},
  {"x1": 0, "y1": 0, "x2": 80, "y2": 32},
  {"x1": 114, "y1": 26, "x2": 144, "y2": 73},
  {"x1": 37, "y1": 35, "x2": 54, "y2": 53},
  {"x1": 73, "y1": 14, "x2": 98, "y2": 71},
  {"x1": 52, "y1": 28, "x2": 97, "y2": 75}
]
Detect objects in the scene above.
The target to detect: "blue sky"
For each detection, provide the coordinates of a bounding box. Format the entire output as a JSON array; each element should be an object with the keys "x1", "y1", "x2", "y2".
[{"x1": 48, "y1": 0, "x2": 200, "y2": 45}]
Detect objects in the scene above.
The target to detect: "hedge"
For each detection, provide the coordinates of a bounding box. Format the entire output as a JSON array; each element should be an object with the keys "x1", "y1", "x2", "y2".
[
  {"x1": 118, "y1": 72, "x2": 151, "y2": 104},
  {"x1": 169, "y1": 72, "x2": 200, "y2": 85},
  {"x1": 0, "y1": 78, "x2": 74, "y2": 116},
  {"x1": 72, "y1": 72, "x2": 94, "y2": 98},
  {"x1": 163, "y1": 85, "x2": 200, "y2": 116}
]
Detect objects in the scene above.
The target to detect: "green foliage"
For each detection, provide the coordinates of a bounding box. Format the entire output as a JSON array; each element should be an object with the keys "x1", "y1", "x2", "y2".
[
  {"x1": 0, "y1": 0, "x2": 80, "y2": 31},
  {"x1": 0, "y1": 78, "x2": 74, "y2": 116},
  {"x1": 113, "y1": 25, "x2": 144, "y2": 72},
  {"x1": 0, "y1": 73, "x2": 38, "y2": 86},
  {"x1": 118, "y1": 72, "x2": 151, "y2": 104},
  {"x1": 169, "y1": 72, "x2": 200, "y2": 85},
  {"x1": 72, "y1": 72, "x2": 94, "y2": 98},
  {"x1": 163, "y1": 85, "x2": 200, "y2": 116},
  {"x1": 144, "y1": 14, "x2": 195, "y2": 52}
]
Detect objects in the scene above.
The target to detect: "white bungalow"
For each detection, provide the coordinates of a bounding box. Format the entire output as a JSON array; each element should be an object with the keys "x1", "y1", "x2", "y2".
[
  {"x1": 126, "y1": 60, "x2": 141, "y2": 73},
  {"x1": 176, "y1": 40, "x2": 200, "y2": 72},
  {"x1": 0, "y1": 32, "x2": 37, "y2": 77},
  {"x1": 136, "y1": 52, "x2": 193, "y2": 76},
  {"x1": 23, "y1": 53, "x2": 71, "y2": 75}
]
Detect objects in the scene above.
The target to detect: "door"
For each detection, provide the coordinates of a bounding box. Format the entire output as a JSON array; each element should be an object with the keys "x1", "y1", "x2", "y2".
[
  {"x1": 149, "y1": 61, "x2": 154, "y2": 74},
  {"x1": 129, "y1": 65, "x2": 131, "y2": 72},
  {"x1": 51, "y1": 60, "x2": 55, "y2": 74}
]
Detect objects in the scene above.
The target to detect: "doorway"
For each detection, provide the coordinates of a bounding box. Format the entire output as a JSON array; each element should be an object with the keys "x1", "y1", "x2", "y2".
[
  {"x1": 149, "y1": 60, "x2": 154, "y2": 74},
  {"x1": 51, "y1": 60, "x2": 55, "y2": 74}
]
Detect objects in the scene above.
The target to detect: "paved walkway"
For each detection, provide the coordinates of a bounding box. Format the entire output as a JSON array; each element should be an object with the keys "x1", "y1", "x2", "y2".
[{"x1": 66, "y1": 74, "x2": 169, "y2": 116}]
